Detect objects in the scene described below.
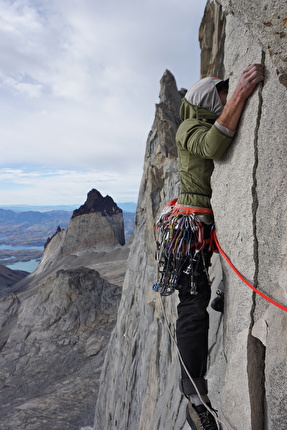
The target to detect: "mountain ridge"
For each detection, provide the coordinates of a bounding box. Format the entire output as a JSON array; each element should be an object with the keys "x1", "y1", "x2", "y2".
[{"x1": 0, "y1": 189, "x2": 130, "y2": 429}]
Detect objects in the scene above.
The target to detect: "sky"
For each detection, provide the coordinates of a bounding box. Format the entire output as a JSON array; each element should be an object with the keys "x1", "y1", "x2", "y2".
[{"x1": 0, "y1": 0, "x2": 206, "y2": 207}]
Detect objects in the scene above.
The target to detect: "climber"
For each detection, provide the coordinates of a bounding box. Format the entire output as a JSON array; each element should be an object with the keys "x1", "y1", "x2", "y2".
[{"x1": 174, "y1": 64, "x2": 264, "y2": 430}]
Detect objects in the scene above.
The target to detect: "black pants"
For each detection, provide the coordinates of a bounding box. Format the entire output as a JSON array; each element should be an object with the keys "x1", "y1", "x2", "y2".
[{"x1": 176, "y1": 253, "x2": 211, "y2": 393}]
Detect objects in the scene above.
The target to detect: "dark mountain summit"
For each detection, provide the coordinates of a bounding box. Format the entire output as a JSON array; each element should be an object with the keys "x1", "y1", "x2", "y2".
[{"x1": 72, "y1": 189, "x2": 122, "y2": 218}]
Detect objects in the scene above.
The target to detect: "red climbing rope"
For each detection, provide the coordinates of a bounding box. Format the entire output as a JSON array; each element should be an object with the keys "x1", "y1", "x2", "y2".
[{"x1": 212, "y1": 230, "x2": 287, "y2": 313}]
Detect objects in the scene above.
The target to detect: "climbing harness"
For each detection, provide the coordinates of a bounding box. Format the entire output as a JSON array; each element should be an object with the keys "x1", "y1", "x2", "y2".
[
  {"x1": 213, "y1": 231, "x2": 287, "y2": 313},
  {"x1": 153, "y1": 199, "x2": 215, "y2": 296}
]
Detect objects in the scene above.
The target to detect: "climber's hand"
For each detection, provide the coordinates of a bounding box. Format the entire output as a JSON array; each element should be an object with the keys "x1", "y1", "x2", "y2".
[{"x1": 235, "y1": 64, "x2": 264, "y2": 101}]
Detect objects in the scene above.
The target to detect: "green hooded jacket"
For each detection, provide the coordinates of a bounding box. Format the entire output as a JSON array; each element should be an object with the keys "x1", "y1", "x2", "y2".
[{"x1": 176, "y1": 97, "x2": 233, "y2": 209}]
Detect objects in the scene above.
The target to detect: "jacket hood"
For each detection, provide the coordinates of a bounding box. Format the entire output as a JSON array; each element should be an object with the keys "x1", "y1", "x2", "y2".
[{"x1": 182, "y1": 77, "x2": 224, "y2": 120}]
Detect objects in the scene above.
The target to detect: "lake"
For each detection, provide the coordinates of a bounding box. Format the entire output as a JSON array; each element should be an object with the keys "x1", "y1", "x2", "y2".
[
  {"x1": 6, "y1": 259, "x2": 40, "y2": 273},
  {"x1": 1, "y1": 243, "x2": 43, "y2": 273},
  {"x1": 0, "y1": 244, "x2": 43, "y2": 250}
]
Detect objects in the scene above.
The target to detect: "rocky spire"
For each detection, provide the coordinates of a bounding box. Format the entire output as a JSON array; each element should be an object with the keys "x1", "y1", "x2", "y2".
[{"x1": 72, "y1": 189, "x2": 122, "y2": 218}]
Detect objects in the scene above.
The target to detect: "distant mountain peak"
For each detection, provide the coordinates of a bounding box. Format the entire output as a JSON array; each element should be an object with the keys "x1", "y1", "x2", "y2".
[{"x1": 72, "y1": 189, "x2": 122, "y2": 218}]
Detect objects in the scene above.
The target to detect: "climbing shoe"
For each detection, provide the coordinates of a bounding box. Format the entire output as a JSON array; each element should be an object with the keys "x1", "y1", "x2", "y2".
[
  {"x1": 186, "y1": 402, "x2": 219, "y2": 430},
  {"x1": 211, "y1": 289, "x2": 224, "y2": 313}
]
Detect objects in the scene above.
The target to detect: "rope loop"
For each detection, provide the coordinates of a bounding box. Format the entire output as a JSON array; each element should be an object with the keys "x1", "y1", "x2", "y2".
[{"x1": 213, "y1": 230, "x2": 287, "y2": 313}]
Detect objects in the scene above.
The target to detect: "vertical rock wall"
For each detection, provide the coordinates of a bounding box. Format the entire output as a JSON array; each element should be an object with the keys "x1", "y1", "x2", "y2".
[
  {"x1": 209, "y1": 1, "x2": 287, "y2": 429},
  {"x1": 94, "y1": 71, "x2": 188, "y2": 430},
  {"x1": 199, "y1": 0, "x2": 226, "y2": 79},
  {"x1": 94, "y1": 1, "x2": 287, "y2": 429}
]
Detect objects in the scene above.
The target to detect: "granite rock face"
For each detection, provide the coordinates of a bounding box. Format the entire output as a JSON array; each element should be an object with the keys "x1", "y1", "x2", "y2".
[
  {"x1": 0, "y1": 268, "x2": 121, "y2": 430},
  {"x1": 31, "y1": 188, "x2": 126, "y2": 278},
  {"x1": 209, "y1": 1, "x2": 287, "y2": 429},
  {"x1": 94, "y1": 2, "x2": 287, "y2": 430},
  {"x1": 71, "y1": 189, "x2": 125, "y2": 247},
  {"x1": 199, "y1": 0, "x2": 226, "y2": 79},
  {"x1": 221, "y1": 0, "x2": 287, "y2": 89}
]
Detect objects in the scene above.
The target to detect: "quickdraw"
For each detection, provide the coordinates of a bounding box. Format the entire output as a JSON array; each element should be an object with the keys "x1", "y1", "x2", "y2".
[{"x1": 153, "y1": 199, "x2": 215, "y2": 296}]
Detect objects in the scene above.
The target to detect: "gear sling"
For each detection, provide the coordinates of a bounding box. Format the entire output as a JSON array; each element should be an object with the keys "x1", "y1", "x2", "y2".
[{"x1": 153, "y1": 199, "x2": 215, "y2": 296}]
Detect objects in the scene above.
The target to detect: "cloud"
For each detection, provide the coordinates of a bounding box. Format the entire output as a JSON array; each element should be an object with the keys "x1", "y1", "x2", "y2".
[
  {"x1": 0, "y1": 0, "x2": 206, "y2": 204},
  {"x1": 0, "y1": 167, "x2": 141, "y2": 205}
]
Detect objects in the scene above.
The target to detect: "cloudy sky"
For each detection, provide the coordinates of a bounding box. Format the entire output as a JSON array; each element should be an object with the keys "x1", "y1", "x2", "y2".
[{"x1": 0, "y1": 0, "x2": 206, "y2": 207}]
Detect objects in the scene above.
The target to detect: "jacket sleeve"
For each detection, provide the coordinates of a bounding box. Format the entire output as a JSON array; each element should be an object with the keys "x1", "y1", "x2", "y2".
[{"x1": 176, "y1": 120, "x2": 234, "y2": 159}]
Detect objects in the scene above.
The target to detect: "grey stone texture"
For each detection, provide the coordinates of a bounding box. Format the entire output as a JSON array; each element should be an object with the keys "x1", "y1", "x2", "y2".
[
  {"x1": 210, "y1": 2, "x2": 287, "y2": 429},
  {"x1": 199, "y1": 0, "x2": 226, "y2": 79},
  {"x1": 0, "y1": 267, "x2": 121, "y2": 430},
  {"x1": 220, "y1": 0, "x2": 287, "y2": 89}
]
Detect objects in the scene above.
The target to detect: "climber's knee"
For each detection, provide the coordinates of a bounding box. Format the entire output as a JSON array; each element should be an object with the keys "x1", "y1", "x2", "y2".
[{"x1": 179, "y1": 377, "x2": 208, "y2": 397}]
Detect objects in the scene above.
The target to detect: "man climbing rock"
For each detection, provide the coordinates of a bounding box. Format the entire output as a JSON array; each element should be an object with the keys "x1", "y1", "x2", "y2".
[
  {"x1": 176, "y1": 64, "x2": 264, "y2": 429},
  {"x1": 154, "y1": 64, "x2": 264, "y2": 429}
]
